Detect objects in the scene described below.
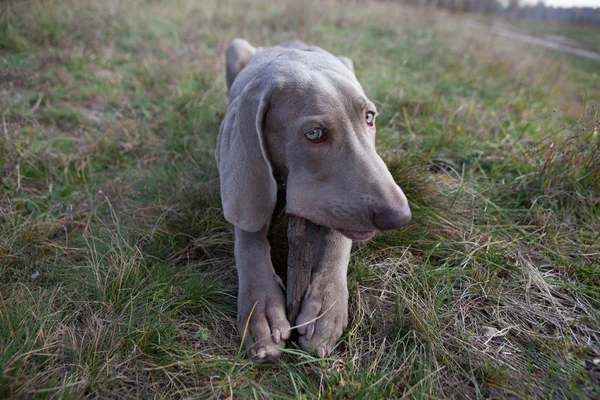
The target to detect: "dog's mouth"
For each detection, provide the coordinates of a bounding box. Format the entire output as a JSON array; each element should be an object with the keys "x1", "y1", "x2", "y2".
[
  {"x1": 337, "y1": 229, "x2": 376, "y2": 241},
  {"x1": 287, "y1": 212, "x2": 376, "y2": 241}
]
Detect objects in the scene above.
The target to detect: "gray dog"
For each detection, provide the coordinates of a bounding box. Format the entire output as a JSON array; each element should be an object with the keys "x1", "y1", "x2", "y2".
[{"x1": 215, "y1": 39, "x2": 411, "y2": 360}]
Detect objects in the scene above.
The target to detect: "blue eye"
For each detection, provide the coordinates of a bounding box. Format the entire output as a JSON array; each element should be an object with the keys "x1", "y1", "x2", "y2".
[
  {"x1": 366, "y1": 112, "x2": 375, "y2": 127},
  {"x1": 305, "y1": 128, "x2": 325, "y2": 142}
]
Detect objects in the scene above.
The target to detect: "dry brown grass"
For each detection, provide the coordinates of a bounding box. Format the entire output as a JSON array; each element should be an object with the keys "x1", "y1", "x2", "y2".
[{"x1": 1, "y1": 0, "x2": 599, "y2": 398}]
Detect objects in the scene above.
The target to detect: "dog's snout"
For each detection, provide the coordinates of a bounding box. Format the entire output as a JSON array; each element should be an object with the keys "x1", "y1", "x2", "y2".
[{"x1": 373, "y1": 207, "x2": 411, "y2": 231}]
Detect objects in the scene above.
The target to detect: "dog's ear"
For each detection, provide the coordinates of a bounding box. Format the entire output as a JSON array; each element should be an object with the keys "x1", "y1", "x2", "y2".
[
  {"x1": 337, "y1": 56, "x2": 354, "y2": 74},
  {"x1": 215, "y1": 78, "x2": 277, "y2": 232},
  {"x1": 225, "y1": 38, "x2": 257, "y2": 94}
]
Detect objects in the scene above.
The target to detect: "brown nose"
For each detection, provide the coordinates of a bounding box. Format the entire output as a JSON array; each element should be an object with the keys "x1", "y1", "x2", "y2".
[{"x1": 373, "y1": 207, "x2": 412, "y2": 231}]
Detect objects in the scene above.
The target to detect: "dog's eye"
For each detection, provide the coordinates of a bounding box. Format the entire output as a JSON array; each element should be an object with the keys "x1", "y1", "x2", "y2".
[
  {"x1": 365, "y1": 111, "x2": 375, "y2": 127},
  {"x1": 305, "y1": 128, "x2": 326, "y2": 143}
]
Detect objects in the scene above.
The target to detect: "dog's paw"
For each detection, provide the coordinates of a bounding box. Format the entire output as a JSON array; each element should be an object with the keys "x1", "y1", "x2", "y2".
[
  {"x1": 295, "y1": 281, "x2": 348, "y2": 357},
  {"x1": 237, "y1": 274, "x2": 291, "y2": 361}
]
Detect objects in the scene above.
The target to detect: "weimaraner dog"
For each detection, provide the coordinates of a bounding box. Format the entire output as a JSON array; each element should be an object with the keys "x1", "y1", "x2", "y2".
[{"x1": 215, "y1": 38, "x2": 411, "y2": 360}]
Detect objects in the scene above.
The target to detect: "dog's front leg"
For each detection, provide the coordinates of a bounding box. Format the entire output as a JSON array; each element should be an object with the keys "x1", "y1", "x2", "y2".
[
  {"x1": 295, "y1": 229, "x2": 352, "y2": 357},
  {"x1": 235, "y1": 226, "x2": 291, "y2": 360}
]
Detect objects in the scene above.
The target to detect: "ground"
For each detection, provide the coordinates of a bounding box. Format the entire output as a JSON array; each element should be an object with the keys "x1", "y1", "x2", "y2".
[{"x1": 1, "y1": 0, "x2": 599, "y2": 398}]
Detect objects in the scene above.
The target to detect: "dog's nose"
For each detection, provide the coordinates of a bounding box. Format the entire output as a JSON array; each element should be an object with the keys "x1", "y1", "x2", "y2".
[{"x1": 373, "y1": 207, "x2": 411, "y2": 231}]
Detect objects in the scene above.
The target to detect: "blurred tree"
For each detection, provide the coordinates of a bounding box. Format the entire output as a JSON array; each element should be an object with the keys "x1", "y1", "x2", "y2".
[{"x1": 393, "y1": 0, "x2": 600, "y2": 25}]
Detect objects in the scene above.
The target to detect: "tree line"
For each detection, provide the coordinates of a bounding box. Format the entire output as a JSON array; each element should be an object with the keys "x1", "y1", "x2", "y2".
[{"x1": 398, "y1": 0, "x2": 600, "y2": 25}]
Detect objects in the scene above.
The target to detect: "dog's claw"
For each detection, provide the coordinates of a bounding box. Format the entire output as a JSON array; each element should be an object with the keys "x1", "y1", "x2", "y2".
[
  {"x1": 273, "y1": 328, "x2": 281, "y2": 344},
  {"x1": 257, "y1": 347, "x2": 266, "y2": 359},
  {"x1": 306, "y1": 323, "x2": 315, "y2": 340},
  {"x1": 316, "y1": 347, "x2": 326, "y2": 358}
]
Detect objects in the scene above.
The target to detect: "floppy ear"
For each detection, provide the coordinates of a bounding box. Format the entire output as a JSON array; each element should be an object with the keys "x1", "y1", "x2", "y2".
[{"x1": 215, "y1": 79, "x2": 277, "y2": 233}]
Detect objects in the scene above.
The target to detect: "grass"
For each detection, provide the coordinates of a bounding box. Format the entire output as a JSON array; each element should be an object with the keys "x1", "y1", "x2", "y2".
[
  {"x1": 507, "y1": 19, "x2": 600, "y2": 52},
  {"x1": 1, "y1": 0, "x2": 599, "y2": 398}
]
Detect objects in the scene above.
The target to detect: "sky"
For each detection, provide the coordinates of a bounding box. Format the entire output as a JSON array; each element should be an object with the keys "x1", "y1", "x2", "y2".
[{"x1": 521, "y1": 0, "x2": 600, "y2": 7}]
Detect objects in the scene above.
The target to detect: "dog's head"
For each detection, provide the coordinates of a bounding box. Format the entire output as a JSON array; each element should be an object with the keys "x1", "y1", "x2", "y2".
[{"x1": 216, "y1": 49, "x2": 410, "y2": 239}]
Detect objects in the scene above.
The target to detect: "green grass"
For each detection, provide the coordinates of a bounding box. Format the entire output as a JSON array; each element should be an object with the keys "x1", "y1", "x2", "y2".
[{"x1": 1, "y1": 0, "x2": 599, "y2": 398}]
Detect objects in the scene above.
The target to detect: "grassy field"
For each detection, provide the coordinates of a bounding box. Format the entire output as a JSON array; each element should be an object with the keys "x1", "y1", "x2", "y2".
[
  {"x1": 507, "y1": 18, "x2": 600, "y2": 52},
  {"x1": 1, "y1": 0, "x2": 599, "y2": 398}
]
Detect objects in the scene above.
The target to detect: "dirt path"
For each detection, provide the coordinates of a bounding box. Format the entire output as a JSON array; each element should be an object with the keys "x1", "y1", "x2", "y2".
[{"x1": 471, "y1": 21, "x2": 600, "y2": 62}]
